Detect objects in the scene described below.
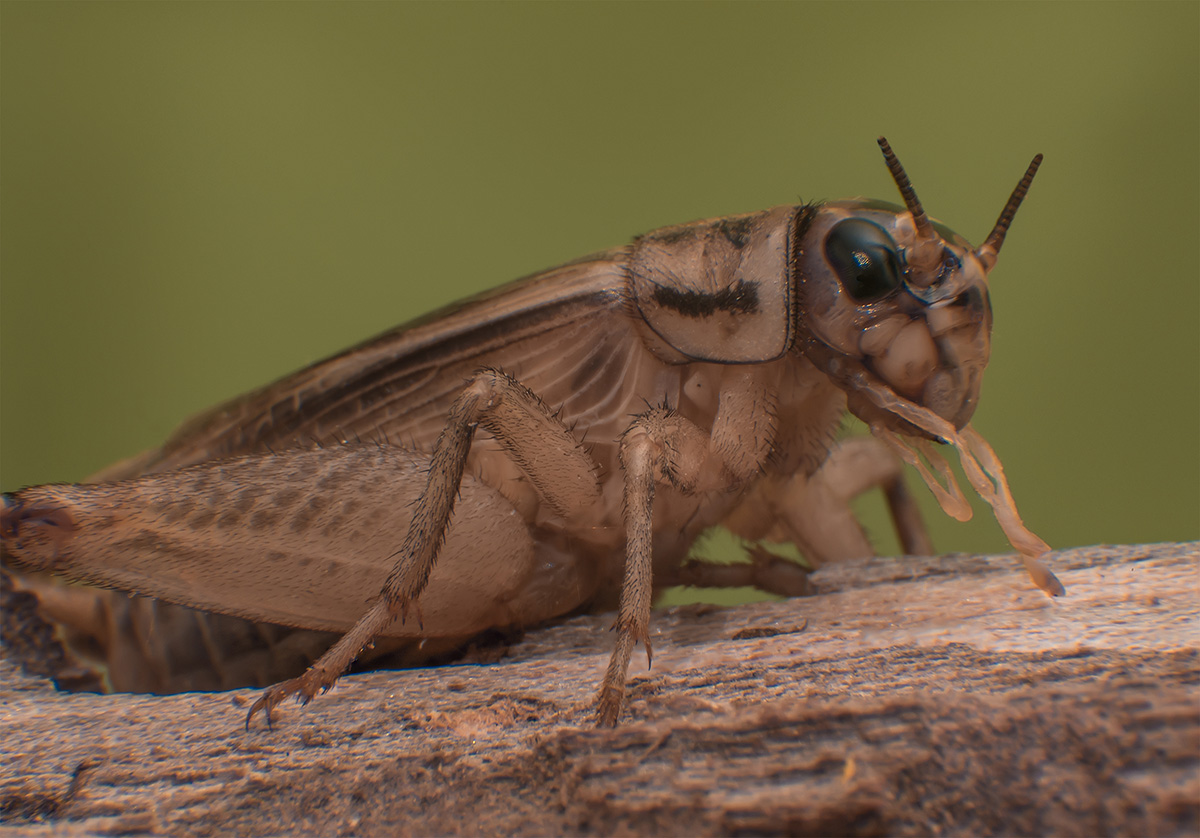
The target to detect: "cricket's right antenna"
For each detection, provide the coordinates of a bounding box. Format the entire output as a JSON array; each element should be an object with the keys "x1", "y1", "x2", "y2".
[{"x1": 976, "y1": 154, "x2": 1044, "y2": 271}]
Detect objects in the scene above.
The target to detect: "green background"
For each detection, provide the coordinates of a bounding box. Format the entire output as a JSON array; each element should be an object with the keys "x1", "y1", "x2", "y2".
[{"x1": 2, "y1": 2, "x2": 1197, "y2": 575}]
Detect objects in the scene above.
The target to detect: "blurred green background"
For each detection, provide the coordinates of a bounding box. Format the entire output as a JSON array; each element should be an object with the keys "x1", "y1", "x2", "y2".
[{"x1": 2, "y1": 2, "x2": 1197, "y2": 576}]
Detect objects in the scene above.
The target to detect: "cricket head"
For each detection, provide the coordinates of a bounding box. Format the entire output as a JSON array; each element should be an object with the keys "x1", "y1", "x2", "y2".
[
  {"x1": 794, "y1": 139, "x2": 1060, "y2": 596},
  {"x1": 797, "y1": 137, "x2": 1041, "y2": 435}
]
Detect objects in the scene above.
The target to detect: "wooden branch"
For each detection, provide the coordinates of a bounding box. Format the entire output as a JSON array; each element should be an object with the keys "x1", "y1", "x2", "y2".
[{"x1": 1, "y1": 542, "x2": 1197, "y2": 836}]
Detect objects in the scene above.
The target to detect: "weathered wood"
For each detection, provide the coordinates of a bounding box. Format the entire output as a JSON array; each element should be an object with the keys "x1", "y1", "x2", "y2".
[{"x1": 1, "y1": 542, "x2": 1197, "y2": 837}]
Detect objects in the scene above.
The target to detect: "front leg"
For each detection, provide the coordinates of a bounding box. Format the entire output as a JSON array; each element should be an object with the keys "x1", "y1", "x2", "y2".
[
  {"x1": 247, "y1": 369, "x2": 600, "y2": 727},
  {"x1": 756, "y1": 434, "x2": 934, "y2": 566},
  {"x1": 596, "y1": 367, "x2": 777, "y2": 726}
]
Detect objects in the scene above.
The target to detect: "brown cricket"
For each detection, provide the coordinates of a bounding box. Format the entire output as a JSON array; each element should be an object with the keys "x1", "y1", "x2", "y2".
[{"x1": 1, "y1": 138, "x2": 1060, "y2": 728}]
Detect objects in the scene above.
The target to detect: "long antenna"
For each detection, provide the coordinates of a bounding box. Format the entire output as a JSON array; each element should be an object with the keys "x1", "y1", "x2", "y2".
[
  {"x1": 877, "y1": 137, "x2": 934, "y2": 241},
  {"x1": 976, "y1": 154, "x2": 1043, "y2": 271}
]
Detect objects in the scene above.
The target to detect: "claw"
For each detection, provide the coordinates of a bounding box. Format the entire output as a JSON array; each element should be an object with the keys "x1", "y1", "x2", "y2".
[
  {"x1": 244, "y1": 672, "x2": 323, "y2": 731},
  {"x1": 246, "y1": 682, "x2": 286, "y2": 731},
  {"x1": 595, "y1": 686, "x2": 622, "y2": 728},
  {"x1": 245, "y1": 695, "x2": 272, "y2": 731}
]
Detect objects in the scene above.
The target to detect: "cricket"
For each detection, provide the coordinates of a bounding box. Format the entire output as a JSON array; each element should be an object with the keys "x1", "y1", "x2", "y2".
[{"x1": 1, "y1": 138, "x2": 1061, "y2": 729}]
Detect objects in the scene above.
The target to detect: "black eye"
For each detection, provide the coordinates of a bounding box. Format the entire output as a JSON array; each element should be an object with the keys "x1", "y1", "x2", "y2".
[{"x1": 824, "y1": 218, "x2": 903, "y2": 302}]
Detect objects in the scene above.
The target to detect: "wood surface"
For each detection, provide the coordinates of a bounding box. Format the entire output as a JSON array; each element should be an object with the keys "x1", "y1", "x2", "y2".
[{"x1": 1, "y1": 542, "x2": 1197, "y2": 836}]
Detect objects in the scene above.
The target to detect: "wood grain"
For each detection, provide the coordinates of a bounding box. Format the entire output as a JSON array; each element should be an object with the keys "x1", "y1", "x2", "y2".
[{"x1": 1, "y1": 542, "x2": 1196, "y2": 836}]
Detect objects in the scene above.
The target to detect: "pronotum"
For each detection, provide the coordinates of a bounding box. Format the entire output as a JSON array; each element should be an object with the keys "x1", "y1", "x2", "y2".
[{"x1": 1, "y1": 138, "x2": 1061, "y2": 728}]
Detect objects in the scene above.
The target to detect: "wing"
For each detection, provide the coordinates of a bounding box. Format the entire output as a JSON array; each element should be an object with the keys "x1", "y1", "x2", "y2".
[{"x1": 93, "y1": 248, "x2": 643, "y2": 480}]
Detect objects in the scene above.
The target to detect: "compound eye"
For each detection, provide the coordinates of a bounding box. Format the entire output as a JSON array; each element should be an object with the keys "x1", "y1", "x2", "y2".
[{"x1": 825, "y1": 218, "x2": 903, "y2": 302}]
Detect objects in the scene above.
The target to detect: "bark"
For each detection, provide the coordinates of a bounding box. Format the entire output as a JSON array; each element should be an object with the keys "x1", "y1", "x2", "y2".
[{"x1": 1, "y1": 542, "x2": 1197, "y2": 837}]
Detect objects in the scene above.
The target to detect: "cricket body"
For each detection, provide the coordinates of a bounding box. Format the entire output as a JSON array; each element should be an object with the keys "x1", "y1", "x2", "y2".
[{"x1": 1, "y1": 138, "x2": 1061, "y2": 728}]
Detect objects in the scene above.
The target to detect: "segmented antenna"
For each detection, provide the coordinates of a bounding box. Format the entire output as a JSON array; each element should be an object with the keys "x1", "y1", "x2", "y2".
[
  {"x1": 976, "y1": 154, "x2": 1043, "y2": 270},
  {"x1": 877, "y1": 137, "x2": 934, "y2": 241}
]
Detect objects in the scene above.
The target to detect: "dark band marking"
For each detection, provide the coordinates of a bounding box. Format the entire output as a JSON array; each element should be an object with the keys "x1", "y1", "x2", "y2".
[
  {"x1": 649, "y1": 227, "x2": 696, "y2": 245},
  {"x1": 717, "y1": 217, "x2": 754, "y2": 249},
  {"x1": 651, "y1": 278, "x2": 760, "y2": 318}
]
